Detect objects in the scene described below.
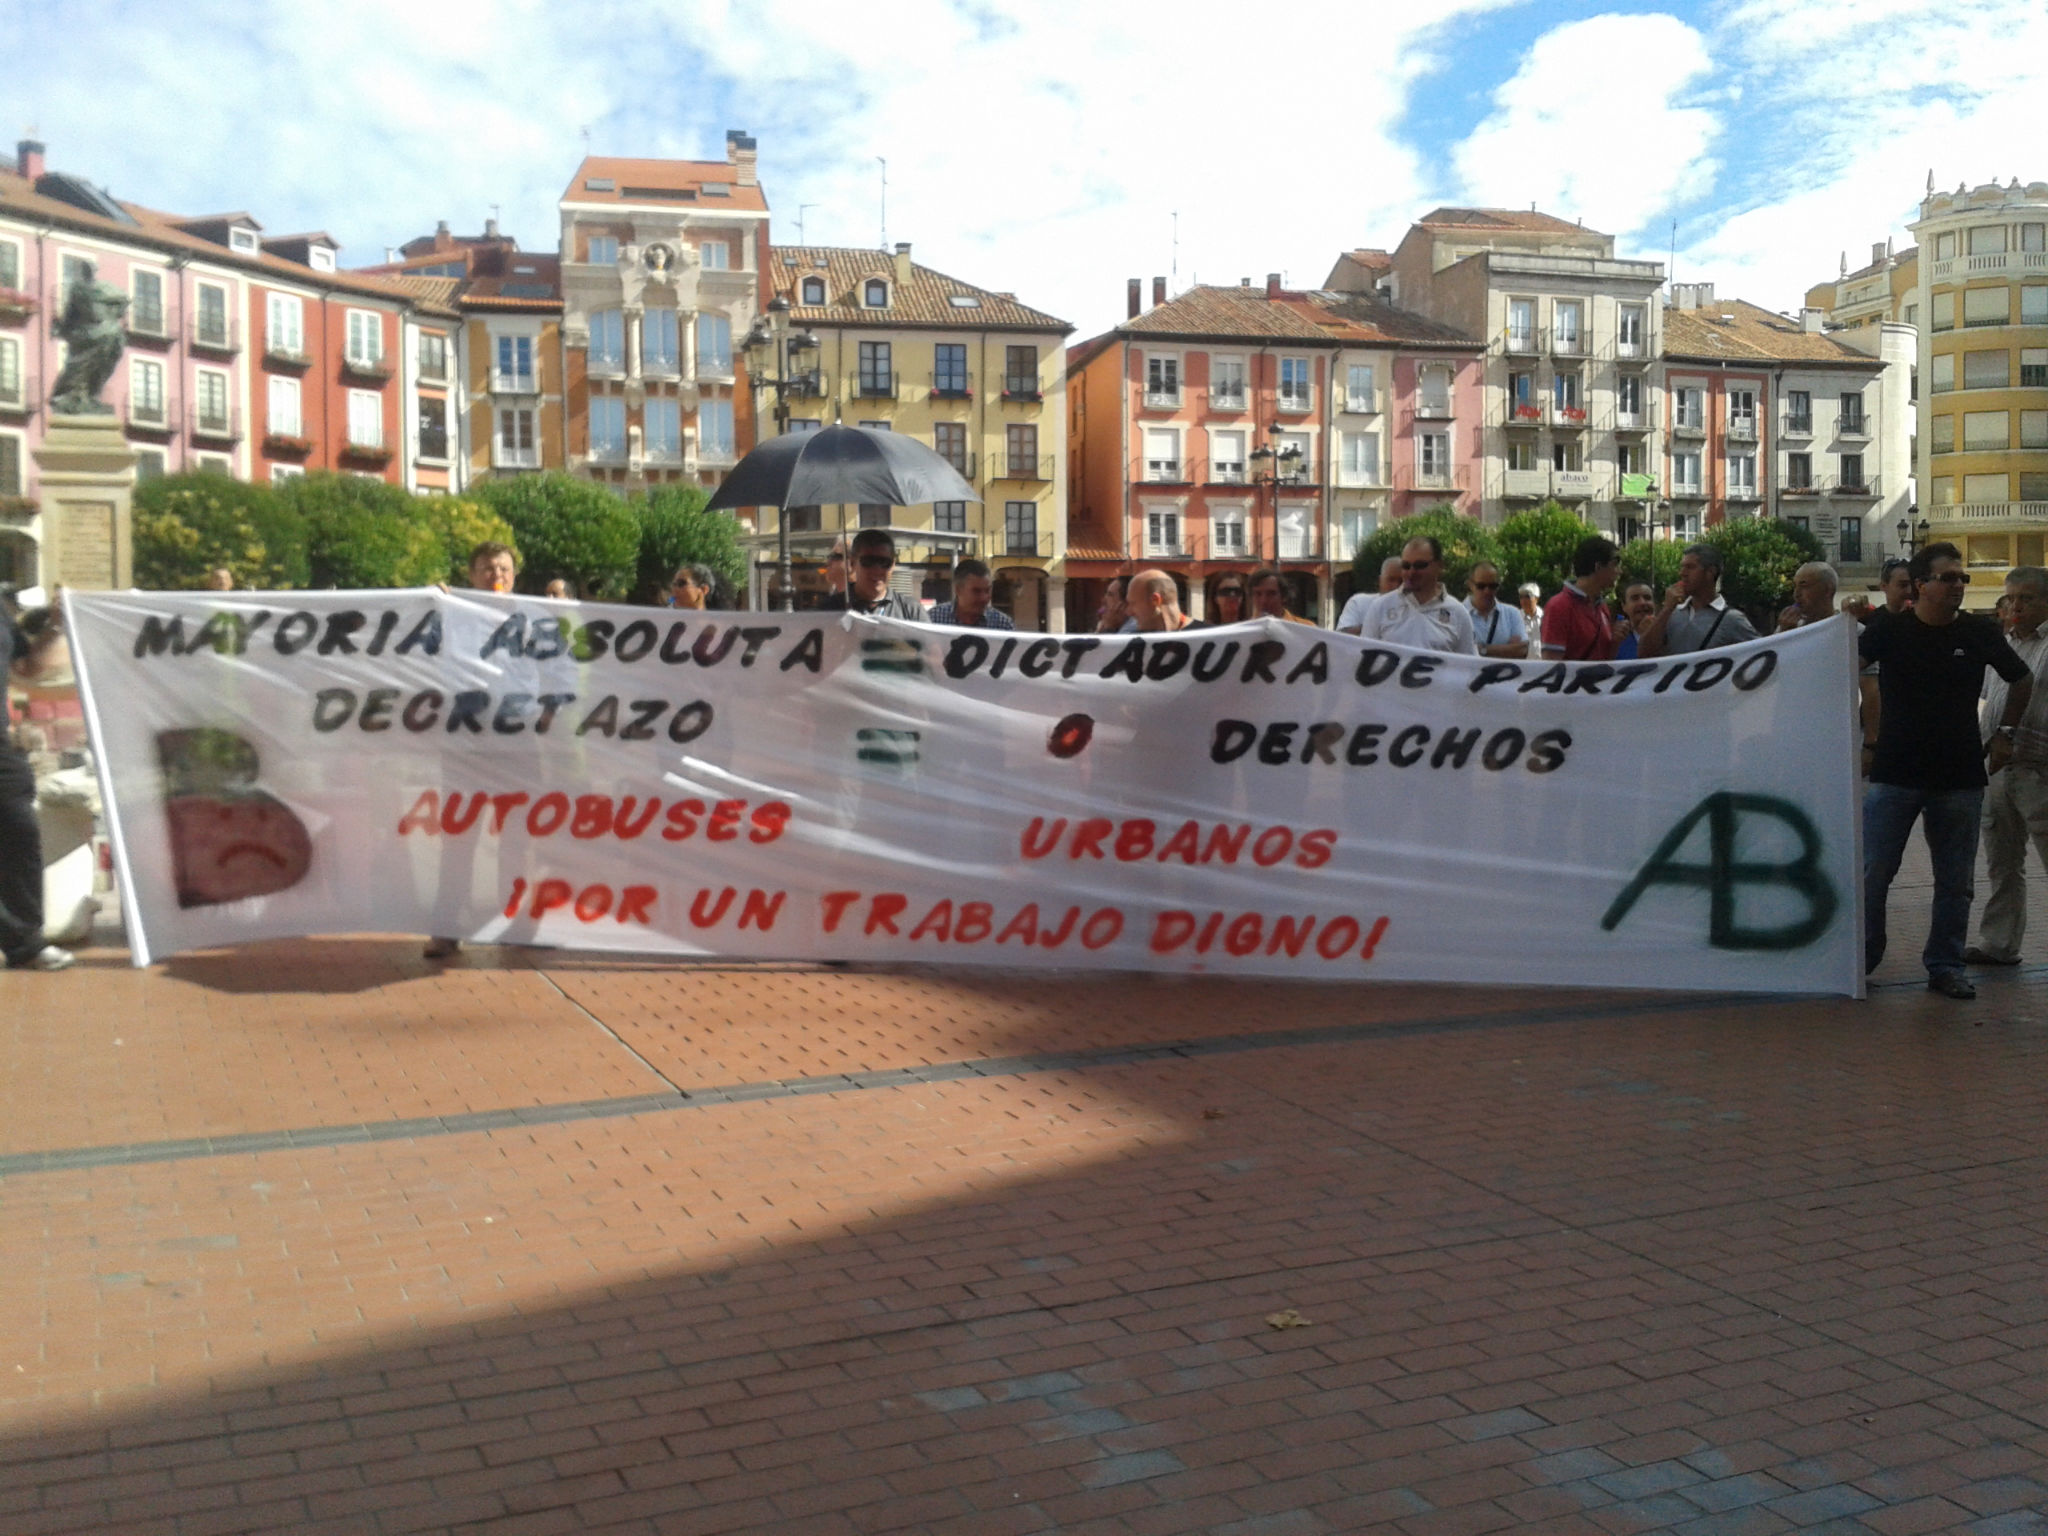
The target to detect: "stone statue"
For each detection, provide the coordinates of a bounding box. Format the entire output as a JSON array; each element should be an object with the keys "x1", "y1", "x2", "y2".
[{"x1": 49, "y1": 260, "x2": 129, "y2": 416}]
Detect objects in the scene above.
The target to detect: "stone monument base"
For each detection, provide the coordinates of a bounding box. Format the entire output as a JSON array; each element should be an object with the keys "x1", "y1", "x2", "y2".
[{"x1": 31, "y1": 414, "x2": 138, "y2": 592}]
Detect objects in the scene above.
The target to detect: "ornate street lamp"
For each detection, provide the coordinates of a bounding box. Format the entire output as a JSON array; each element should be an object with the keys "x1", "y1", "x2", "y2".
[
  {"x1": 1247, "y1": 423, "x2": 1303, "y2": 567},
  {"x1": 740, "y1": 296, "x2": 819, "y2": 610}
]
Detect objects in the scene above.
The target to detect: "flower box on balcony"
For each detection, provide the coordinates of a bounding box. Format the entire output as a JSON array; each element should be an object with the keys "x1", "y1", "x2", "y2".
[
  {"x1": 1511, "y1": 405, "x2": 1542, "y2": 422},
  {"x1": 0, "y1": 288, "x2": 37, "y2": 323},
  {"x1": 1001, "y1": 386, "x2": 1043, "y2": 403},
  {"x1": 1557, "y1": 406, "x2": 1587, "y2": 423},
  {"x1": 928, "y1": 386, "x2": 972, "y2": 401},
  {"x1": 264, "y1": 432, "x2": 314, "y2": 456},
  {"x1": 340, "y1": 440, "x2": 393, "y2": 463},
  {"x1": 341, "y1": 355, "x2": 393, "y2": 383}
]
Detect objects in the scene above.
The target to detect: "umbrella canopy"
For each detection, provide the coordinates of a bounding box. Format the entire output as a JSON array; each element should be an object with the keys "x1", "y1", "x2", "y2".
[{"x1": 705, "y1": 425, "x2": 980, "y2": 513}]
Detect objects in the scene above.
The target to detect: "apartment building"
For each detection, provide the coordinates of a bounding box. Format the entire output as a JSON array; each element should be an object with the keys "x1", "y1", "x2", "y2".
[
  {"x1": 558, "y1": 133, "x2": 770, "y2": 493},
  {"x1": 457, "y1": 246, "x2": 564, "y2": 479},
  {"x1": 1065, "y1": 277, "x2": 1480, "y2": 626},
  {"x1": 759, "y1": 242, "x2": 1073, "y2": 627},
  {"x1": 388, "y1": 276, "x2": 463, "y2": 493},
  {"x1": 1806, "y1": 239, "x2": 1920, "y2": 335},
  {"x1": 1663, "y1": 289, "x2": 1888, "y2": 565},
  {"x1": 1911, "y1": 176, "x2": 2048, "y2": 607},
  {"x1": 1343, "y1": 208, "x2": 1667, "y2": 534}
]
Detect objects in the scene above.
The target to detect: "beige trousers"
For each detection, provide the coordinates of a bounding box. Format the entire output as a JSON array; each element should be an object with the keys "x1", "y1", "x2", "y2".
[{"x1": 1975, "y1": 763, "x2": 2048, "y2": 961}]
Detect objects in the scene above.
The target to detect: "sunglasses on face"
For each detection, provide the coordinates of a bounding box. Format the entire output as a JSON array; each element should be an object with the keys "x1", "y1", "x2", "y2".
[
  {"x1": 1929, "y1": 571, "x2": 1970, "y2": 585},
  {"x1": 1472, "y1": 581, "x2": 1499, "y2": 590},
  {"x1": 1401, "y1": 560, "x2": 1436, "y2": 572},
  {"x1": 857, "y1": 554, "x2": 894, "y2": 570}
]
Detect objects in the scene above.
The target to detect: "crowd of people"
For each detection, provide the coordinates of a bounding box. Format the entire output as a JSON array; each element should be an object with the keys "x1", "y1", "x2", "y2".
[{"x1": 8, "y1": 529, "x2": 2048, "y2": 1005}]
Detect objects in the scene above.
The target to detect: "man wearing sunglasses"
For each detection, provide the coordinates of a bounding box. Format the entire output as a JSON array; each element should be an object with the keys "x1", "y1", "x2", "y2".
[
  {"x1": 823, "y1": 528, "x2": 925, "y2": 620},
  {"x1": 1464, "y1": 561, "x2": 1527, "y2": 659},
  {"x1": 1340, "y1": 536, "x2": 1475, "y2": 653},
  {"x1": 1861, "y1": 542, "x2": 2032, "y2": 999}
]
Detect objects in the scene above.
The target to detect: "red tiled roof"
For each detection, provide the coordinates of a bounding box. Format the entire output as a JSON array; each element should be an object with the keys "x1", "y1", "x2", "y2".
[
  {"x1": 1114, "y1": 285, "x2": 1477, "y2": 349},
  {"x1": 1663, "y1": 298, "x2": 1880, "y2": 367},
  {"x1": 564, "y1": 155, "x2": 768, "y2": 214},
  {"x1": 387, "y1": 274, "x2": 462, "y2": 318},
  {"x1": 1337, "y1": 248, "x2": 1392, "y2": 271},
  {"x1": 1415, "y1": 206, "x2": 1599, "y2": 237},
  {"x1": 772, "y1": 246, "x2": 1069, "y2": 332},
  {"x1": 461, "y1": 253, "x2": 562, "y2": 310},
  {"x1": 1280, "y1": 292, "x2": 1479, "y2": 349}
]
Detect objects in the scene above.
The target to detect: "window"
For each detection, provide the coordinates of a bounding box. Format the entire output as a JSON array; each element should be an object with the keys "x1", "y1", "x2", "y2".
[
  {"x1": 1340, "y1": 431, "x2": 1379, "y2": 485},
  {"x1": 1507, "y1": 298, "x2": 1536, "y2": 351},
  {"x1": 699, "y1": 241, "x2": 731, "y2": 271},
  {"x1": 1278, "y1": 356, "x2": 1311, "y2": 411},
  {"x1": 1933, "y1": 475, "x2": 1954, "y2": 505},
  {"x1": 933, "y1": 422, "x2": 967, "y2": 473},
  {"x1": 418, "y1": 331, "x2": 448, "y2": 381},
  {"x1": 586, "y1": 235, "x2": 618, "y2": 264},
  {"x1": 1617, "y1": 442, "x2": 1641, "y2": 476},
  {"x1": 267, "y1": 293, "x2": 303, "y2": 356},
  {"x1": 1839, "y1": 452, "x2": 1866, "y2": 490},
  {"x1": 1276, "y1": 431, "x2": 1311, "y2": 482},
  {"x1": 229, "y1": 226, "x2": 259, "y2": 254},
  {"x1": 1551, "y1": 441, "x2": 1582, "y2": 472},
  {"x1": 1728, "y1": 453, "x2": 1757, "y2": 493},
  {"x1": 1672, "y1": 387, "x2": 1702, "y2": 428},
  {"x1": 418, "y1": 397, "x2": 450, "y2": 461},
  {"x1": 1905, "y1": 304, "x2": 1918, "y2": 323},
  {"x1": 1964, "y1": 287, "x2": 2009, "y2": 326},
  {"x1": 130, "y1": 269, "x2": 164, "y2": 334},
  {"x1": 1417, "y1": 366, "x2": 1451, "y2": 417},
  {"x1": 857, "y1": 339, "x2": 891, "y2": 395},
  {"x1": 1963, "y1": 411, "x2": 2008, "y2": 450},
  {"x1": 496, "y1": 335, "x2": 534, "y2": 387},
  {"x1": 1004, "y1": 346, "x2": 1037, "y2": 396},
  {"x1": 933, "y1": 501, "x2": 967, "y2": 533},
  {"x1": 799, "y1": 276, "x2": 825, "y2": 305},
  {"x1": 933, "y1": 343, "x2": 968, "y2": 395},
  {"x1": 2024, "y1": 473, "x2": 2048, "y2": 501},
  {"x1": 1786, "y1": 452, "x2": 1813, "y2": 489},
  {"x1": 133, "y1": 449, "x2": 164, "y2": 482},
  {"x1": 1005, "y1": 501, "x2": 1038, "y2": 555},
  {"x1": 195, "y1": 282, "x2": 230, "y2": 347},
  {"x1": 788, "y1": 418, "x2": 822, "y2": 433},
  {"x1": 1840, "y1": 519, "x2": 1862, "y2": 562},
  {"x1": 1551, "y1": 371, "x2": 1582, "y2": 411},
  {"x1": 1728, "y1": 388, "x2": 1756, "y2": 429},
  {"x1": 1785, "y1": 389, "x2": 1811, "y2": 430},
  {"x1": 268, "y1": 462, "x2": 300, "y2": 483},
  {"x1": 857, "y1": 505, "x2": 889, "y2": 528},
  {"x1": 1345, "y1": 363, "x2": 1376, "y2": 412},
  {"x1": 1146, "y1": 354, "x2": 1180, "y2": 403},
  {"x1": 2022, "y1": 349, "x2": 2048, "y2": 387},
  {"x1": 698, "y1": 398, "x2": 734, "y2": 456},
  {"x1": 195, "y1": 368, "x2": 230, "y2": 431},
  {"x1": 1277, "y1": 503, "x2": 1314, "y2": 559},
  {"x1": 1552, "y1": 300, "x2": 1583, "y2": 352},
  {"x1": 0, "y1": 338, "x2": 19, "y2": 407},
  {"x1": 1673, "y1": 451, "x2": 1702, "y2": 493},
  {"x1": 1144, "y1": 427, "x2": 1180, "y2": 481},
  {"x1": 498, "y1": 406, "x2": 536, "y2": 460},
  {"x1": 1969, "y1": 225, "x2": 2008, "y2": 256},
  {"x1": 2022, "y1": 411, "x2": 2048, "y2": 449},
  {"x1": 1932, "y1": 292, "x2": 1955, "y2": 331},
  {"x1": 1933, "y1": 353, "x2": 1956, "y2": 392},
  {"x1": 1839, "y1": 391, "x2": 1866, "y2": 433},
  {"x1": 859, "y1": 419, "x2": 891, "y2": 433},
  {"x1": 1211, "y1": 506, "x2": 1247, "y2": 556},
  {"x1": 1936, "y1": 233, "x2": 1957, "y2": 260},
  {"x1": 642, "y1": 397, "x2": 681, "y2": 460},
  {"x1": 1934, "y1": 415, "x2": 1956, "y2": 451},
  {"x1": 267, "y1": 375, "x2": 301, "y2": 437},
  {"x1": 1508, "y1": 372, "x2": 1537, "y2": 420},
  {"x1": 0, "y1": 433, "x2": 17, "y2": 497},
  {"x1": 0, "y1": 238, "x2": 17, "y2": 291},
  {"x1": 1418, "y1": 431, "x2": 1450, "y2": 481},
  {"x1": 1964, "y1": 350, "x2": 2008, "y2": 389},
  {"x1": 590, "y1": 308, "x2": 625, "y2": 371},
  {"x1": 2025, "y1": 225, "x2": 2047, "y2": 254},
  {"x1": 1145, "y1": 507, "x2": 1181, "y2": 554},
  {"x1": 863, "y1": 278, "x2": 888, "y2": 308},
  {"x1": 1964, "y1": 473, "x2": 2008, "y2": 503},
  {"x1": 347, "y1": 389, "x2": 382, "y2": 448},
  {"x1": 642, "y1": 308, "x2": 679, "y2": 373},
  {"x1": 696, "y1": 312, "x2": 733, "y2": 375},
  {"x1": 1618, "y1": 305, "x2": 1646, "y2": 356},
  {"x1": 1212, "y1": 356, "x2": 1246, "y2": 406},
  {"x1": 1006, "y1": 423, "x2": 1038, "y2": 477},
  {"x1": 345, "y1": 309, "x2": 383, "y2": 367},
  {"x1": 118, "y1": 355, "x2": 163, "y2": 424},
  {"x1": 1211, "y1": 428, "x2": 1245, "y2": 482},
  {"x1": 2024, "y1": 287, "x2": 2048, "y2": 325},
  {"x1": 1505, "y1": 439, "x2": 1536, "y2": 472}
]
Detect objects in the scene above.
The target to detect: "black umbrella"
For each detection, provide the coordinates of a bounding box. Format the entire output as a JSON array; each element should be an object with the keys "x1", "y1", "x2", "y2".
[{"x1": 705, "y1": 425, "x2": 979, "y2": 512}]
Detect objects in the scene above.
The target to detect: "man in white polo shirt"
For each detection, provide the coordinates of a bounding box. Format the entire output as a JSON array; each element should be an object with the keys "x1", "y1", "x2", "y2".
[
  {"x1": 1464, "y1": 560, "x2": 1527, "y2": 659},
  {"x1": 1344, "y1": 536, "x2": 1476, "y2": 654}
]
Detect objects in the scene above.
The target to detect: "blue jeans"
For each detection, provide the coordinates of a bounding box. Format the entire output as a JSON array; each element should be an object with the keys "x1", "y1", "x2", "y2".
[{"x1": 1864, "y1": 783, "x2": 1984, "y2": 977}]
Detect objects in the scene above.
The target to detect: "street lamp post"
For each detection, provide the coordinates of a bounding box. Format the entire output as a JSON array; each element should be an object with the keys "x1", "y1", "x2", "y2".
[
  {"x1": 740, "y1": 295, "x2": 818, "y2": 611},
  {"x1": 1896, "y1": 509, "x2": 1929, "y2": 558},
  {"x1": 1247, "y1": 421, "x2": 1302, "y2": 566}
]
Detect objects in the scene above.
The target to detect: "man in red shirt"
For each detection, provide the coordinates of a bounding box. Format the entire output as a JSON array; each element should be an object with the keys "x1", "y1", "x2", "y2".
[{"x1": 1540, "y1": 537, "x2": 1621, "y2": 661}]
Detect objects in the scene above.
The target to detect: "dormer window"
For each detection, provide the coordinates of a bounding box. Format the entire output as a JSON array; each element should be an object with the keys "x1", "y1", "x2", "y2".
[
  {"x1": 230, "y1": 227, "x2": 259, "y2": 254},
  {"x1": 864, "y1": 279, "x2": 888, "y2": 308},
  {"x1": 308, "y1": 247, "x2": 335, "y2": 272},
  {"x1": 800, "y1": 276, "x2": 825, "y2": 305}
]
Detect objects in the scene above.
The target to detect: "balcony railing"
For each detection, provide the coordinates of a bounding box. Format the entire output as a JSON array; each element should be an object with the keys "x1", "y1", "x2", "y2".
[
  {"x1": 1414, "y1": 398, "x2": 1453, "y2": 420},
  {"x1": 1276, "y1": 386, "x2": 1313, "y2": 413},
  {"x1": 343, "y1": 427, "x2": 388, "y2": 456},
  {"x1": 342, "y1": 351, "x2": 391, "y2": 382},
  {"x1": 127, "y1": 308, "x2": 169, "y2": 342},
  {"x1": 1549, "y1": 402, "x2": 1588, "y2": 429},
  {"x1": 1209, "y1": 384, "x2": 1247, "y2": 410},
  {"x1": 696, "y1": 354, "x2": 736, "y2": 382},
  {"x1": 1550, "y1": 328, "x2": 1586, "y2": 357},
  {"x1": 642, "y1": 354, "x2": 683, "y2": 381},
  {"x1": 0, "y1": 368, "x2": 33, "y2": 413},
  {"x1": 698, "y1": 441, "x2": 738, "y2": 467},
  {"x1": 1727, "y1": 481, "x2": 1762, "y2": 502},
  {"x1": 1142, "y1": 387, "x2": 1182, "y2": 409},
  {"x1": 1001, "y1": 380, "x2": 1042, "y2": 402},
  {"x1": 643, "y1": 443, "x2": 689, "y2": 468},
  {"x1": 190, "y1": 316, "x2": 239, "y2": 354},
  {"x1": 1929, "y1": 500, "x2": 2048, "y2": 525},
  {"x1": 1837, "y1": 416, "x2": 1869, "y2": 439},
  {"x1": 266, "y1": 338, "x2": 310, "y2": 368},
  {"x1": 588, "y1": 350, "x2": 627, "y2": 381},
  {"x1": 929, "y1": 375, "x2": 972, "y2": 400},
  {"x1": 122, "y1": 395, "x2": 168, "y2": 430},
  {"x1": 1503, "y1": 467, "x2": 1549, "y2": 498},
  {"x1": 1505, "y1": 402, "x2": 1543, "y2": 428},
  {"x1": 786, "y1": 371, "x2": 825, "y2": 398},
  {"x1": 1670, "y1": 413, "x2": 1706, "y2": 437},
  {"x1": 1144, "y1": 459, "x2": 1185, "y2": 483},
  {"x1": 1930, "y1": 251, "x2": 2048, "y2": 282},
  {"x1": 492, "y1": 370, "x2": 540, "y2": 395},
  {"x1": 1551, "y1": 469, "x2": 1595, "y2": 499},
  {"x1": 190, "y1": 406, "x2": 241, "y2": 441},
  {"x1": 1614, "y1": 405, "x2": 1655, "y2": 430},
  {"x1": 418, "y1": 428, "x2": 450, "y2": 462},
  {"x1": 586, "y1": 440, "x2": 628, "y2": 466},
  {"x1": 1782, "y1": 414, "x2": 1813, "y2": 436},
  {"x1": 1505, "y1": 331, "x2": 1539, "y2": 355},
  {"x1": 494, "y1": 444, "x2": 541, "y2": 470},
  {"x1": 1827, "y1": 475, "x2": 1879, "y2": 498},
  {"x1": 417, "y1": 355, "x2": 449, "y2": 384},
  {"x1": 1617, "y1": 337, "x2": 1646, "y2": 359},
  {"x1": 993, "y1": 529, "x2": 1053, "y2": 560},
  {"x1": 855, "y1": 372, "x2": 895, "y2": 398},
  {"x1": 1210, "y1": 463, "x2": 1247, "y2": 484},
  {"x1": 996, "y1": 455, "x2": 1054, "y2": 482},
  {"x1": 1413, "y1": 469, "x2": 1457, "y2": 490},
  {"x1": 1726, "y1": 416, "x2": 1758, "y2": 441},
  {"x1": 1342, "y1": 389, "x2": 1382, "y2": 415}
]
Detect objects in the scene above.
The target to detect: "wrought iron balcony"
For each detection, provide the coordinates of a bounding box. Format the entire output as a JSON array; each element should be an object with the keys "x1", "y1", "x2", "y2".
[{"x1": 190, "y1": 406, "x2": 241, "y2": 441}]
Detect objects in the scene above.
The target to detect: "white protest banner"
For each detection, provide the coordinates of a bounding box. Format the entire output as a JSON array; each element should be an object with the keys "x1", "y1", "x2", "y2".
[{"x1": 65, "y1": 590, "x2": 1863, "y2": 994}]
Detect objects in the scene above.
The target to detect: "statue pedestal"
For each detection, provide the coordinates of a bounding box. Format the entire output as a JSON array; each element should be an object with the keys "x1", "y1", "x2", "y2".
[{"x1": 32, "y1": 414, "x2": 138, "y2": 591}]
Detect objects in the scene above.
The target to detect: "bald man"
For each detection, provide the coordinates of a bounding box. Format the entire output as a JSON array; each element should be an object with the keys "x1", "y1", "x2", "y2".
[{"x1": 1126, "y1": 570, "x2": 1201, "y2": 632}]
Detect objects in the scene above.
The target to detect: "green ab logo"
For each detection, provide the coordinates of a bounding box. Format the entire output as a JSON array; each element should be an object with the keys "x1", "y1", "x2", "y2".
[{"x1": 1603, "y1": 792, "x2": 1837, "y2": 950}]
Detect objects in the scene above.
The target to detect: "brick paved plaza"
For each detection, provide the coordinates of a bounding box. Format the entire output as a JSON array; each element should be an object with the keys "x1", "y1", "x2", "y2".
[{"x1": 4, "y1": 857, "x2": 2047, "y2": 1536}]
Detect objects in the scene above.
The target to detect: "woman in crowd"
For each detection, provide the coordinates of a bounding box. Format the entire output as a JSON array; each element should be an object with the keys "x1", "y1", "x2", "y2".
[
  {"x1": 669, "y1": 564, "x2": 716, "y2": 610},
  {"x1": 1208, "y1": 575, "x2": 1249, "y2": 626}
]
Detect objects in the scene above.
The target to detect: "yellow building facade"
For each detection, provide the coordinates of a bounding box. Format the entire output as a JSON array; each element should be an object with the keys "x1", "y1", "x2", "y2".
[
  {"x1": 753, "y1": 244, "x2": 1073, "y2": 629},
  {"x1": 458, "y1": 250, "x2": 566, "y2": 480},
  {"x1": 1912, "y1": 178, "x2": 2048, "y2": 606}
]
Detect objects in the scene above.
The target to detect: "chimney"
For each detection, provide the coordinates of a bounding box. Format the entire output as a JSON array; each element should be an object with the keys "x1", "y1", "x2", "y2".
[
  {"x1": 1152, "y1": 276, "x2": 1166, "y2": 308},
  {"x1": 726, "y1": 129, "x2": 758, "y2": 187},
  {"x1": 1800, "y1": 307, "x2": 1826, "y2": 333},
  {"x1": 1871, "y1": 240, "x2": 1887, "y2": 267},
  {"x1": 484, "y1": 216, "x2": 499, "y2": 240},
  {"x1": 435, "y1": 218, "x2": 452, "y2": 250},
  {"x1": 1240, "y1": 277, "x2": 1250, "y2": 287},
  {"x1": 893, "y1": 241, "x2": 912, "y2": 285},
  {"x1": 1127, "y1": 277, "x2": 1142, "y2": 318},
  {"x1": 1265, "y1": 272, "x2": 1281, "y2": 299},
  {"x1": 16, "y1": 139, "x2": 44, "y2": 180}
]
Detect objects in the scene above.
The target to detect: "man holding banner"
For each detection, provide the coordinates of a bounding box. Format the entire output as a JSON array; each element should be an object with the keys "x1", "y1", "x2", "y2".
[{"x1": 2, "y1": 597, "x2": 77, "y2": 971}]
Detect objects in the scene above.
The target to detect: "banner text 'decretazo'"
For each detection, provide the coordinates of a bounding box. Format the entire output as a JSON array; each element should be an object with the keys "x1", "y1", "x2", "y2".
[{"x1": 65, "y1": 590, "x2": 1863, "y2": 994}]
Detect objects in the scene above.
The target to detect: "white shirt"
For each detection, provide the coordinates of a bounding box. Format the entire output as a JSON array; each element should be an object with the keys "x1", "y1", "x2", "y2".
[
  {"x1": 1356, "y1": 586, "x2": 1477, "y2": 655},
  {"x1": 1336, "y1": 590, "x2": 1380, "y2": 633},
  {"x1": 1465, "y1": 600, "x2": 1527, "y2": 651},
  {"x1": 1982, "y1": 625, "x2": 2048, "y2": 753}
]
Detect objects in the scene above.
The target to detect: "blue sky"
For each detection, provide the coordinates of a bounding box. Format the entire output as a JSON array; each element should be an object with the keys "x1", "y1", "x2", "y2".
[{"x1": 4, "y1": 0, "x2": 2042, "y2": 336}]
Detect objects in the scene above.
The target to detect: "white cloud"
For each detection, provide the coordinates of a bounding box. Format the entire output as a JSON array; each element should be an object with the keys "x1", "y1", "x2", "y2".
[
  {"x1": 0, "y1": 0, "x2": 1513, "y2": 336},
  {"x1": 1452, "y1": 13, "x2": 1718, "y2": 241}
]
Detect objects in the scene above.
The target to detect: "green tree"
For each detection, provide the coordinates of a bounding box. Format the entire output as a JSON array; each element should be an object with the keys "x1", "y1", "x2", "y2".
[
  {"x1": 280, "y1": 472, "x2": 447, "y2": 589},
  {"x1": 471, "y1": 473, "x2": 640, "y2": 597},
  {"x1": 1354, "y1": 507, "x2": 1501, "y2": 600},
  {"x1": 131, "y1": 471, "x2": 309, "y2": 590},
  {"x1": 633, "y1": 483, "x2": 746, "y2": 603},
  {"x1": 424, "y1": 497, "x2": 521, "y2": 585},
  {"x1": 1618, "y1": 537, "x2": 1682, "y2": 597},
  {"x1": 1700, "y1": 516, "x2": 1815, "y2": 620},
  {"x1": 1494, "y1": 502, "x2": 1594, "y2": 598}
]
